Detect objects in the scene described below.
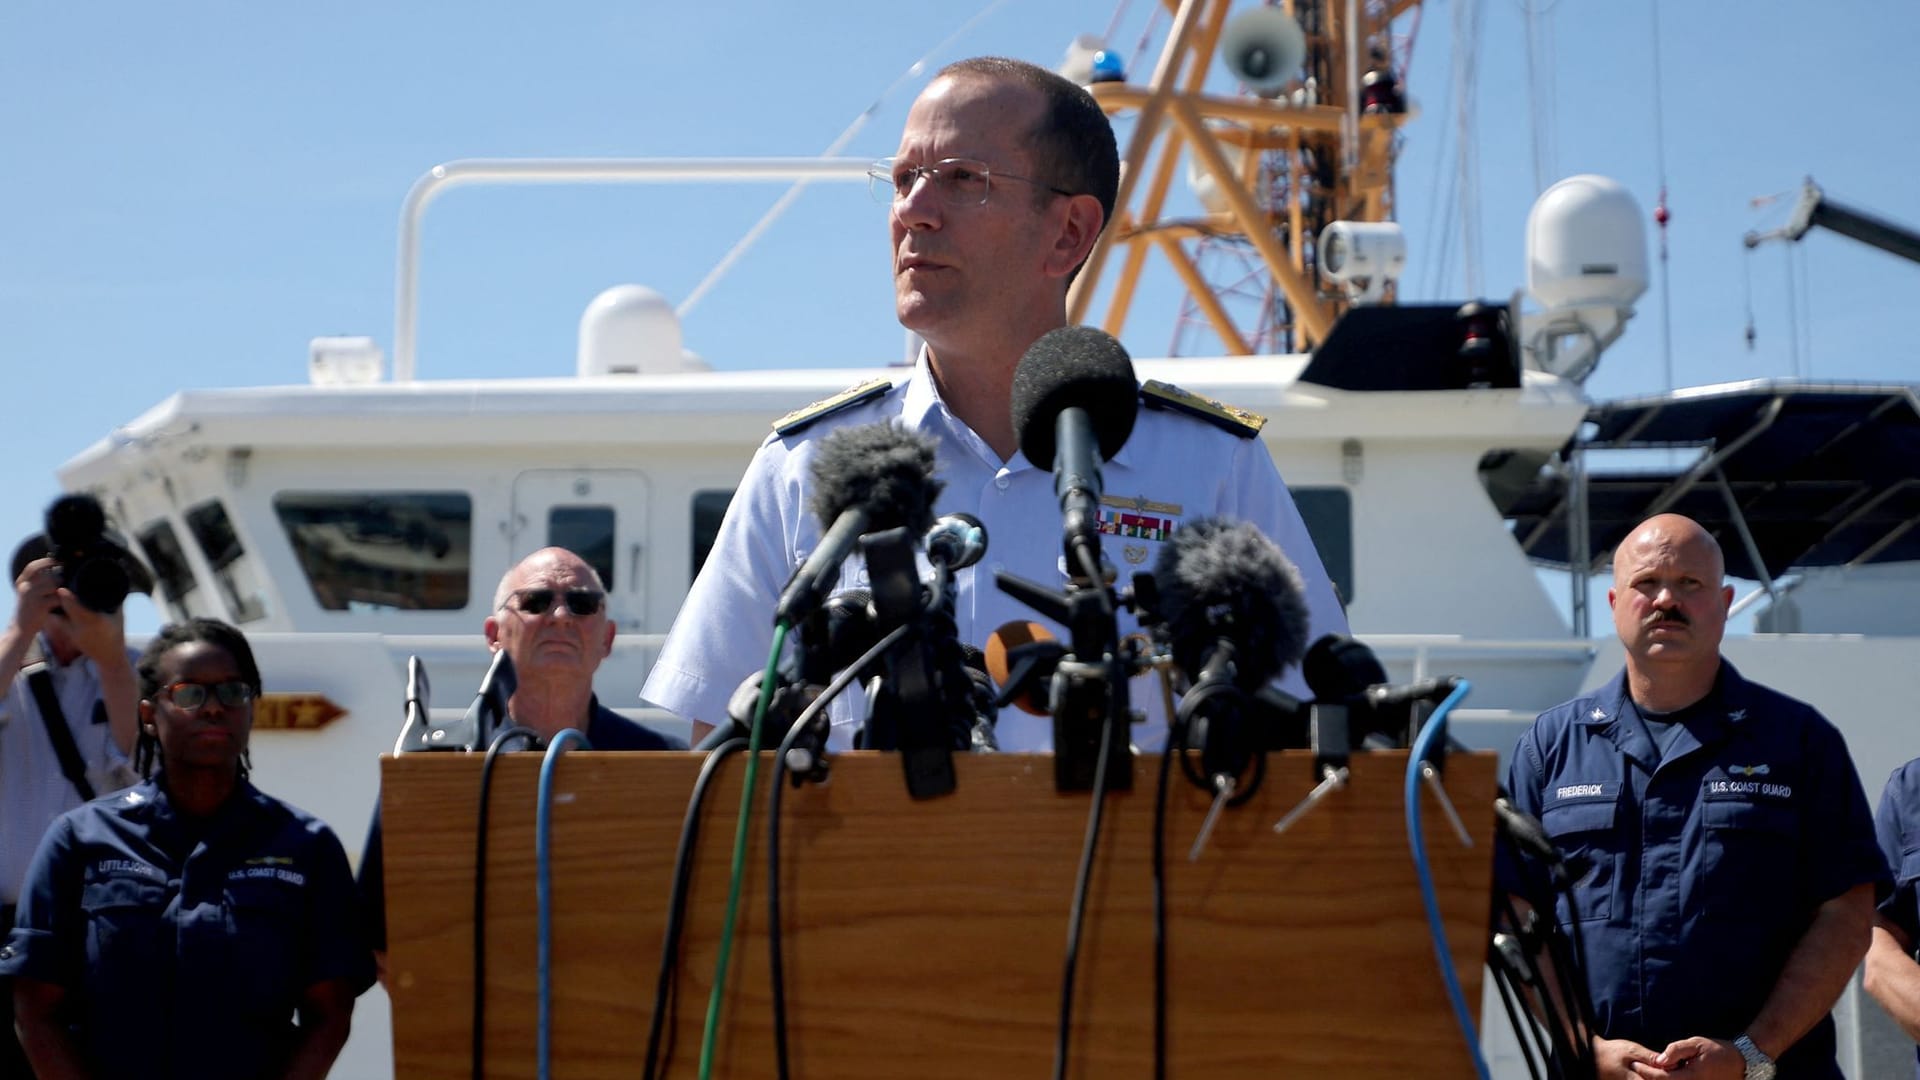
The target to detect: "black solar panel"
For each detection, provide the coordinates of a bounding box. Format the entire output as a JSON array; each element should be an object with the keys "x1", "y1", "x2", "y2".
[{"x1": 1494, "y1": 382, "x2": 1920, "y2": 579}]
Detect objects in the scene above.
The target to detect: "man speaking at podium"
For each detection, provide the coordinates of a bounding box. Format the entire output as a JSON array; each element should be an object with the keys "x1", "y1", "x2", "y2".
[{"x1": 643, "y1": 56, "x2": 1347, "y2": 750}]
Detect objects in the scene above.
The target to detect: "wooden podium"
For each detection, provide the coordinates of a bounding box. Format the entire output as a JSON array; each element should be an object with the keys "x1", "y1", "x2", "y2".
[{"x1": 381, "y1": 750, "x2": 1497, "y2": 1078}]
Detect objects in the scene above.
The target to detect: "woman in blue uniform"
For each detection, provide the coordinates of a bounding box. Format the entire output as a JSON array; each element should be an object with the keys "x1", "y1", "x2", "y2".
[{"x1": 2, "y1": 618, "x2": 373, "y2": 1079}]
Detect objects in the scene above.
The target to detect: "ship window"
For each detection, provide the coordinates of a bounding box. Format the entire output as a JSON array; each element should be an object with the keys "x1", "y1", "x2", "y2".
[
  {"x1": 1291, "y1": 487, "x2": 1355, "y2": 606},
  {"x1": 274, "y1": 492, "x2": 472, "y2": 612},
  {"x1": 137, "y1": 520, "x2": 201, "y2": 615},
  {"x1": 691, "y1": 490, "x2": 734, "y2": 583},
  {"x1": 184, "y1": 500, "x2": 267, "y2": 623},
  {"x1": 548, "y1": 506, "x2": 615, "y2": 589}
]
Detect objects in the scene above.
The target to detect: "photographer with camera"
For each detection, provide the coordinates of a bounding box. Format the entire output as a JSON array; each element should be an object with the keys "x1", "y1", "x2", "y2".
[{"x1": 0, "y1": 495, "x2": 152, "y2": 1072}]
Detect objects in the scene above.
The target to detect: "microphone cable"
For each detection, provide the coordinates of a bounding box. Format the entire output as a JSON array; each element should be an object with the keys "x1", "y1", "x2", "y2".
[
  {"x1": 1487, "y1": 829, "x2": 1601, "y2": 1079},
  {"x1": 642, "y1": 735, "x2": 750, "y2": 1080},
  {"x1": 1487, "y1": 927, "x2": 1550, "y2": 1080},
  {"x1": 472, "y1": 724, "x2": 542, "y2": 1080},
  {"x1": 1148, "y1": 665, "x2": 1180, "y2": 1080},
  {"x1": 768, "y1": 623, "x2": 910, "y2": 1080},
  {"x1": 1052, "y1": 678, "x2": 1122, "y2": 1080},
  {"x1": 1402, "y1": 680, "x2": 1493, "y2": 1080},
  {"x1": 536, "y1": 726, "x2": 593, "y2": 1080},
  {"x1": 697, "y1": 624, "x2": 790, "y2": 1080}
]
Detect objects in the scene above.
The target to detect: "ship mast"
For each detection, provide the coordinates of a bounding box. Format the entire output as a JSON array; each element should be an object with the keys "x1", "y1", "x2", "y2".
[{"x1": 1068, "y1": 0, "x2": 1422, "y2": 354}]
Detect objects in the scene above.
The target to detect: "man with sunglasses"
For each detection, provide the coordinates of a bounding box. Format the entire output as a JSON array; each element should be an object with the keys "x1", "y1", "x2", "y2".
[
  {"x1": 1, "y1": 530, "x2": 152, "y2": 1073},
  {"x1": 357, "y1": 548, "x2": 683, "y2": 979},
  {"x1": 645, "y1": 57, "x2": 1347, "y2": 751}
]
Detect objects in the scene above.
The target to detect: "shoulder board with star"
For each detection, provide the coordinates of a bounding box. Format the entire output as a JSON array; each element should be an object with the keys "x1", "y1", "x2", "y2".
[
  {"x1": 1139, "y1": 379, "x2": 1266, "y2": 438},
  {"x1": 771, "y1": 378, "x2": 896, "y2": 437}
]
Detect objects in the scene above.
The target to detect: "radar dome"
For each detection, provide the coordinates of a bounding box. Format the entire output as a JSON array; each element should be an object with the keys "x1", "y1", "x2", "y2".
[
  {"x1": 577, "y1": 285, "x2": 704, "y2": 376},
  {"x1": 1526, "y1": 175, "x2": 1649, "y2": 313}
]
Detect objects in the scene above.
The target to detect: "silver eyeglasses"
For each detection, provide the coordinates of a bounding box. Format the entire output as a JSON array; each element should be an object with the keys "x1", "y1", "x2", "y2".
[{"x1": 868, "y1": 157, "x2": 1074, "y2": 207}]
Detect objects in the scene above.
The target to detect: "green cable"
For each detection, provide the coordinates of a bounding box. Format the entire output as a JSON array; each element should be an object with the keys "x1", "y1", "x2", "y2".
[{"x1": 697, "y1": 621, "x2": 789, "y2": 1079}]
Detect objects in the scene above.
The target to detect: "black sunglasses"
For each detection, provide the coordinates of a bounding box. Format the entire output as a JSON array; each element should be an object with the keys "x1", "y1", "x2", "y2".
[
  {"x1": 161, "y1": 681, "x2": 256, "y2": 710},
  {"x1": 504, "y1": 588, "x2": 605, "y2": 616}
]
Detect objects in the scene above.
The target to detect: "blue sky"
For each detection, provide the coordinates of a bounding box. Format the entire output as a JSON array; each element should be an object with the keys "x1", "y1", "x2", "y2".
[{"x1": 4, "y1": 0, "x2": 1916, "y2": 634}]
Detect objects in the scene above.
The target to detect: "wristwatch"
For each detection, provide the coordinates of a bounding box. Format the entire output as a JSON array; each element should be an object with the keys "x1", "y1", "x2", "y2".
[{"x1": 1733, "y1": 1034, "x2": 1776, "y2": 1080}]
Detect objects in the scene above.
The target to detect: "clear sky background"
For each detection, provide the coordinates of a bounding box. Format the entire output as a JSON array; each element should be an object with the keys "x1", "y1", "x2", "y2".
[{"x1": 4, "y1": 0, "x2": 1916, "y2": 635}]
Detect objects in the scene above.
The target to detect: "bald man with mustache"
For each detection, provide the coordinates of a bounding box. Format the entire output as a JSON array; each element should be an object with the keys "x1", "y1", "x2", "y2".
[{"x1": 1501, "y1": 514, "x2": 1887, "y2": 1080}]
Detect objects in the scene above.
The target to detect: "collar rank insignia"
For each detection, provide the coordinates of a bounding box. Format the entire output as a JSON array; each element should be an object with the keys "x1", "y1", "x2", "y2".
[
  {"x1": 1728, "y1": 709, "x2": 1748, "y2": 723},
  {"x1": 1589, "y1": 707, "x2": 1607, "y2": 721}
]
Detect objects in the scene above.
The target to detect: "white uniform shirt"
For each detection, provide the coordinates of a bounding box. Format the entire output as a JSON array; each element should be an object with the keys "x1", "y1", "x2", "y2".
[
  {"x1": 0, "y1": 636, "x2": 137, "y2": 905},
  {"x1": 643, "y1": 358, "x2": 1349, "y2": 752}
]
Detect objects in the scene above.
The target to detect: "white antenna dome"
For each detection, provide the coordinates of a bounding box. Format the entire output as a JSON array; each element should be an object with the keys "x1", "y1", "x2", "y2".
[
  {"x1": 1526, "y1": 175, "x2": 1649, "y2": 312},
  {"x1": 578, "y1": 285, "x2": 705, "y2": 377}
]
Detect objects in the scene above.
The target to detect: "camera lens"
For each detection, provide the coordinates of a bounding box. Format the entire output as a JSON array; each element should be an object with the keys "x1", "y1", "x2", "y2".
[
  {"x1": 42, "y1": 494, "x2": 132, "y2": 614},
  {"x1": 68, "y1": 557, "x2": 131, "y2": 615}
]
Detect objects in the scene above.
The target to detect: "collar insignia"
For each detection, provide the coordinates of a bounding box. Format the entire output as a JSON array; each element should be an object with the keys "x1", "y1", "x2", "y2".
[
  {"x1": 1589, "y1": 707, "x2": 1607, "y2": 721},
  {"x1": 1728, "y1": 708, "x2": 1748, "y2": 723}
]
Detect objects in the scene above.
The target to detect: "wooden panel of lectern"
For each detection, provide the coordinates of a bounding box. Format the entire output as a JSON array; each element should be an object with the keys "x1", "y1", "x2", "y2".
[{"x1": 381, "y1": 750, "x2": 1497, "y2": 1078}]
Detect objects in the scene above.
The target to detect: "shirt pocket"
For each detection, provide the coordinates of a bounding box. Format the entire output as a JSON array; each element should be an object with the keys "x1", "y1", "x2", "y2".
[
  {"x1": 1540, "y1": 796, "x2": 1620, "y2": 923},
  {"x1": 81, "y1": 877, "x2": 168, "y2": 994},
  {"x1": 223, "y1": 878, "x2": 305, "y2": 1012},
  {"x1": 1699, "y1": 796, "x2": 1796, "y2": 917}
]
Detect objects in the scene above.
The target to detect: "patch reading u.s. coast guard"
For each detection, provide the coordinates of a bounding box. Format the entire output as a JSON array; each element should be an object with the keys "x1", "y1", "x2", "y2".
[
  {"x1": 1139, "y1": 380, "x2": 1266, "y2": 437},
  {"x1": 772, "y1": 378, "x2": 895, "y2": 436}
]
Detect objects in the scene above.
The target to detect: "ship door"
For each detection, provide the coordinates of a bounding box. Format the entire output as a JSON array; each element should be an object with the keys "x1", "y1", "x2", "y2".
[{"x1": 508, "y1": 469, "x2": 650, "y2": 630}]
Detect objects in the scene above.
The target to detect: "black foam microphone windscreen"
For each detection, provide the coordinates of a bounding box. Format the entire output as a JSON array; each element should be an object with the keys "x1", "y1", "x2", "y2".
[
  {"x1": 1009, "y1": 325, "x2": 1139, "y2": 468},
  {"x1": 806, "y1": 421, "x2": 942, "y2": 536},
  {"x1": 1152, "y1": 517, "x2": 1310, "y2": 687},
  {"x1": 1301, "y1": 633, "x2": 1390, "y2": 703},
  {"x1": 776, "y1": 422, "x2": 941, "y2": 627}
]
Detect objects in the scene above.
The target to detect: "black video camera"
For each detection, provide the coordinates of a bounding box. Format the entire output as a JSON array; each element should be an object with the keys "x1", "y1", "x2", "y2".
[{"x1": 44, "y1": 495, "x2": 136, "y2": 614}]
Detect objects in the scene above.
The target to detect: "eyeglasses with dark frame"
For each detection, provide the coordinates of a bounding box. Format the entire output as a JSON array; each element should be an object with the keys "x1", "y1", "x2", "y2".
[
  {"x1": 868, "y1": 156, "x2": 1074, "y2": 207},
  {"x1": 502, "y1": 588, "x2": 606, "y2": 617},
  {"x1": 160, "y1": 681, "x2": 256, "y2": 710}
]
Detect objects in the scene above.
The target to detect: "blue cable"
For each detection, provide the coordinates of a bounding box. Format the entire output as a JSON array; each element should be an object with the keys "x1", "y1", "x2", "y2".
[
  {"x1": 536, "y1": 726, "x2": 592, "y2": 1080},
  {"x1": 1404, "y1": 680, "x2": 1493, "y2": 1080}
]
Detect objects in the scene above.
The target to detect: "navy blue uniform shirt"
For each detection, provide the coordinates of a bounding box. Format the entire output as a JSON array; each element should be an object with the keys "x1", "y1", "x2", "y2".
[
  {"x1": 1874, "y1": 757, "x2": 1920, "y2": 1077},
  {"x1": 0, "y1": 775, "x2": 374, "y2": 1080},
  {"x1": 1503, "y1": 663, "x2": 1887, "y2": 1078},
  {"x1": 356, "y1": 698, "x2": 683, "y2": 951}
]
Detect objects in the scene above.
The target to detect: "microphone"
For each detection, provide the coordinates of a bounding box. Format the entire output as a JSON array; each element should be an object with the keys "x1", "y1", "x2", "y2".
[
  {"x1": 924, "y1": 512, "x2": 988, "y2": 571},
  {"x1": 464, "y1": 648, "x2": 519, "y2": 749},
  {"x1": 1152, "y1": 517, "x2": 1310, "y2": 691},
  {"x1": 774, "y1": 422, "x2": 940, "y2": 627},
  {"x1": 984, "y1": 619, "x2": 1064, "y2": 717},
  {"x1": 1302, "y1": 633, "x2": 1390, "y2": 702},
  {"x1": 958, "y1": 644, "x2": 999, "y2": 751},
  {"x1": 1364, "y1": 676, "x2": 1462, "y2": 710},
  {"x1": 1151, "y1": 517, "x2": 1310, "y2": 790},
  {"x1": 1009, "y1": 326, "x2": 1139, "y2": 579},
  {"x1": 698, "y1": 587, "x2": 879, "y2": 753},
  {"x1": 393, "y1": 655, "x2": 433, "y2": 755},
  {"x1": 798, "y1": 588, "x2": 880, "y2": 685},
  {"x1": 1302, "y1": 635, "x2": 1457, "y2": 747}
]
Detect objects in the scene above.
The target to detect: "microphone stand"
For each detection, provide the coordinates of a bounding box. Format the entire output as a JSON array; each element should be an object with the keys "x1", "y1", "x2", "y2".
[
  {"x1": 856, "y1": 526, "x2": 958, "y2": 799},
  {"x1": 995, "y1": 557, "x2": 1134, "y2": 794}
]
